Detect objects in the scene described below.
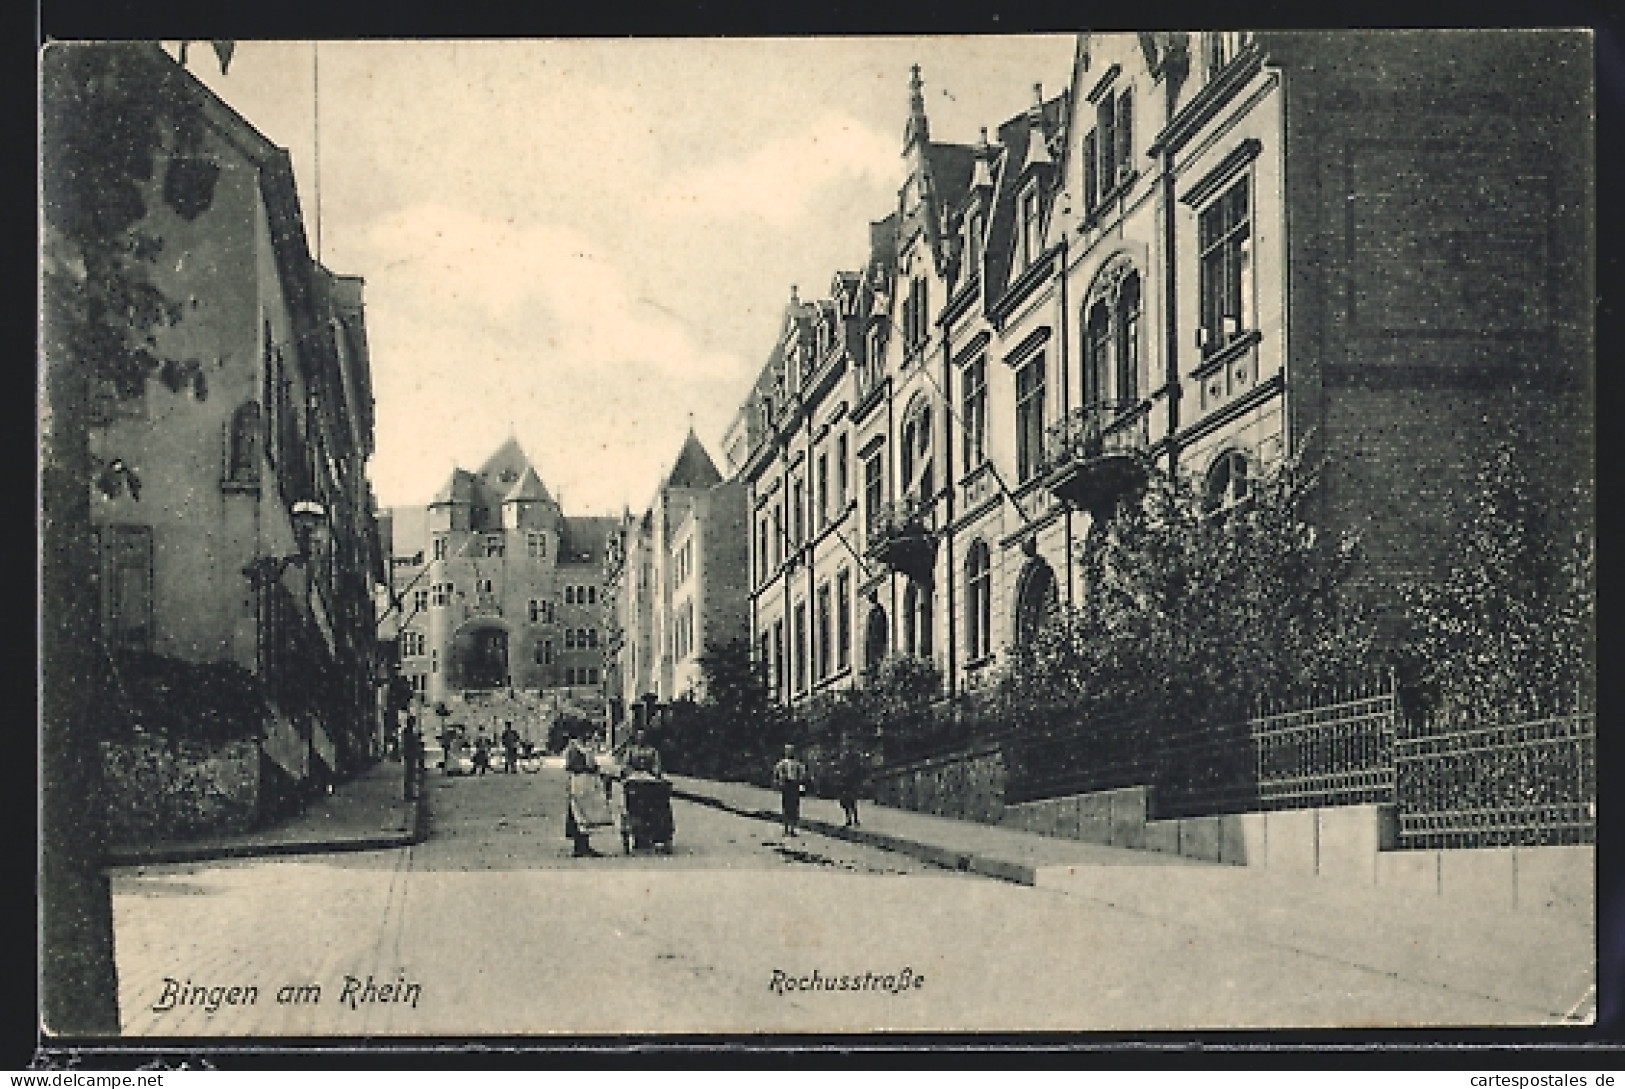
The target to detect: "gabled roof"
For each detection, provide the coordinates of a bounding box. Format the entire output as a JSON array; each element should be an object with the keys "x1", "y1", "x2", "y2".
[
  {"x1": 430, "y1": 468, "x2": 476, "y2": 506},
  {"x1": 478, "y1": 436, "x2": 533, "y2": 488},
  {"x1": 665, "y1": 429, "x2": 723, "y2": 490},
  {"x1": 504, "y1": 465, "x2": 552, "y2": 504},
  {"x1": 982, "y1": 92, "x2": 1070, "y2": 301}
]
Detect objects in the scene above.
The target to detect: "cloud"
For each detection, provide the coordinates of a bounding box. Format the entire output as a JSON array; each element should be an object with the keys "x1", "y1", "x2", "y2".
[{"x1": 658, "y1": 112, "x2": 897, "y2": 226}]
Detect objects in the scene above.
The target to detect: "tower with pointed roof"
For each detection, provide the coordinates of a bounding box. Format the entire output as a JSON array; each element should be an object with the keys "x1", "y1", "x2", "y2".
[{"x1": 385, "y1": 439, "x2": 616, "y2": 733}]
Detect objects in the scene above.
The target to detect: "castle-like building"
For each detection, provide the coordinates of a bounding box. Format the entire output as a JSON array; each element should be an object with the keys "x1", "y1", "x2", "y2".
[{"x1": 382, "y1": 439, "x2": 616, "y2": 731}]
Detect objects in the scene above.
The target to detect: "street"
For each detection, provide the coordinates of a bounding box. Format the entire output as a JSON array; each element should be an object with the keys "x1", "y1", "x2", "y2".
[{"x1": 108, "y1": 765, "x2": 1572, "y2": 1036}]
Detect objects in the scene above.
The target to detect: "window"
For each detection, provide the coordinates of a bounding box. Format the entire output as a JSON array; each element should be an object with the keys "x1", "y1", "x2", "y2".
[
  {"x1": 1097, "y1": 95, "x2": 1116, "y2": 199},
  {"x1": 587, "y1": 586, "x2": 597, "y2": 605},
  {"x1": 759, "y1": 631, "x2": 772, "y2": 691},
  {"x1": 433, "y1": 536, "x2": 447, "y2": 560},
  {"x1": 793, "y1": 603, "x2": 808, "y2": 693},
  {"x1": 1083, "y1": 130, "x2": 1099, "y2": 213},
  {"x1": 475, "y1": 577, "x2": 494, "y2": 595},
  {"x1": 413, "y1": 589, "x2": 429, "y2": 613},
  {"x1": 1199, "y1": 177, "x2": 1253, "y2": 355},
  {"x1": 586, "y1": 627, "x2": 598, "y2": 649},
  {"x1": 835, "y1": 434, "x2": 849, "y2": 509},
  {"x1": 1204, "y1": 450, "x2": 1252, "y2": 512},
  {"x1": 816, "y1": 453, "x2": 829, "y2": 531},
  {"x1": 900, "y1": 405, "x2": 933, "y2": 501},
  {"x1": 1116, "y1": 89, "x2": 1134, "y2": 184},
  {"x1": 864, "y1": 449, "x2": 885, "y2": 534},
  {"x1": 409, "y1": 674, "x2": 428, "y2": 695},
  {"x1": 791, "y1": 479, "x2": 805, "y2": 545},
  {"x1": 965, "y1": 541, "x2": 991, "y2": 662},
  {"x1": 565, "y1": 586, "x2": 576, "y2": 605},
  {"x1": 816, "y1": 584, "x2": 832, "y2": 682},
  {"x1": 1020, "y1": 186, "x2": 1041, "y2": 268},
  {"x1": 1015, "y1": 354, "x2": 1047, "y2": 483},
  {"x1": 772, "y1": 504, "x2": 783, "y2": 567},
  {"x1": 1204, "y1": 31, "x2": 1249, "y2": 76},
  {"x1": 431, "y1": 583, "x2": 451, "y2": 607},
  {"x1": 773, "y1": 618, "x2": 786, "y2": 698},
  {"x1": 964, "y1": 209, "x2": 982, "y2": 281},
  {"x1": 757, "y1": 516, "x2": 769, "y2": 583},
  {"x1": 534, "y1": 639, "x2": 547, "y2": 665},
  {"x1": 565, "y1": 629, "x2": 577, "y2": 649},
  {"x1": 903, "y1": 275, "x2": 930, "y2": 351},
  {"x1": 962, "y1": 358, "x2": 987, "y2": 469},
  {"x1": 527, "y1": 533, "x2": 546, "y2": 558},
  {"x1": 431, "y1": 649, "x2": 439, "y2": 674},
  {"x1": 903, "y1": 580, "x2": 933, "y2": 659},
  {"x1": 565, "y1": 667, "x2": 577, "y2": 686},
  {"x1": 1086, "y1": 266, "x2": 1143, "y2": 407},
  {"x1": 225, "y1": 402, "x2": 260, "y2": 484},
  {"x1": 484, "y1": 534, "x2": 504, "y2": 557},
  {"x1": 1116, "y1": 273, "x2": 1141, "y2": 404},
  {"x1": 1086, "y1": 299, "x2": 1112, "y2": 406},
  {"x1": 835, "y1": 568, "x2": 852, "y2": 672},
  {"x1": 529, "y1": 599, "x2": 543, "y2": 623},
  {"x1": 401, "y1": 630, "x2": 426, "y2": 657},
  {"x1": 543, "y1": 640, "x2": 554, "y2": 665},
  {"x1": 101, "y1": 525, "x2": 153, "y2": 652},
  {"x1": 587, "y1": 667, "x2": 598, "y2": 685}
]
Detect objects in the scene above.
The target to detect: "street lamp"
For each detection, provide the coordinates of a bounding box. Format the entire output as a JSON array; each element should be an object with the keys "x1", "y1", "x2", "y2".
[{"x1": 242, "y1": 499, "x2": 328, "y2": 585}]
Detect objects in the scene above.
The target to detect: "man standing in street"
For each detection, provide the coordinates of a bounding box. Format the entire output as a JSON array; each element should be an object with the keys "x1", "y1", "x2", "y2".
[
  {"x1": 772, "y1": 744, "x2": 808, "y2": 837},
  {"x1": 401, "y1": 716, "x2": 423, "y2": 802},
  {"x1": 500, "y1": 721, "x2": 521, "y2": 774}
]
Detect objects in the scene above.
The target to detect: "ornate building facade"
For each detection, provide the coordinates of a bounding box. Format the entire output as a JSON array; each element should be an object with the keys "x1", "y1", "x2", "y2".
[
  {"x1": 732, "y1": 32, "x2": 1591, "y2": 707},
  {"x1": 382, "y1": 439, "x2": 616, "y2": 731}
]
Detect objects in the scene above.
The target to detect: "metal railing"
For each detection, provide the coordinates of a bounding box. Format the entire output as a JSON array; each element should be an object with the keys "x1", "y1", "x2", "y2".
[
  {"x1": 1040, "y1": 402, "x2": 1149, "y2": 476},
  {"x1": 1395, "y1": 710, "x2": 1595, "y2": 849},
  {"x1": 1252, "y1": 677, "x2": 1398, "y2": 810}
]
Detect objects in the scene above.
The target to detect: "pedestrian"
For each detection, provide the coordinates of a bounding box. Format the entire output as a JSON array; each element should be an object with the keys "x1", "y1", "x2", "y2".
[
  {"x1": 772, "y1": 744, "x2": 808, "y2": 837},
  {"x1": 473, "y1": 734, "x2": 492, "y2": 775},
  {"x1": 836, "y1": 742, "x2": 865, "y2": 828},
  {"x1": 563, "y1": 732, "x2": 600, "y2": 856},
  {"x1": 500, "y1": 721, "x2": 521, "y2": 774},
  {"x1": 621, "y1": 728, "x2": 663, "y2": 778},
  {"x1": 401, "y1": 716, "x2": 423, "y2": 802}
]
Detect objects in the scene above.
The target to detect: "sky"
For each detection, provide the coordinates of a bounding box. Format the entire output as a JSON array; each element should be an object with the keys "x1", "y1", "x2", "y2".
[{"x1": 179, "y1": 37, "x2": 1078, "y2": 517}]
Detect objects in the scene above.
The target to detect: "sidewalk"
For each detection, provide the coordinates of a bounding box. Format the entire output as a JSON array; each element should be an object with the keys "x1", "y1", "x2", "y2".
[
  {"x1": 668, "y1": 774, "x2": 1597, "y2": 1022},
  {"x1": 105, "y1": 757, "x2": 428, "y2": 867}
]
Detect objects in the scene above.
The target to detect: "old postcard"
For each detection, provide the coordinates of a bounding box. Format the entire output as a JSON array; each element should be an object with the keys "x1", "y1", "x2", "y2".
[{"x1": 38, "y1": 32, "x2": 1596, "y2": 1043}]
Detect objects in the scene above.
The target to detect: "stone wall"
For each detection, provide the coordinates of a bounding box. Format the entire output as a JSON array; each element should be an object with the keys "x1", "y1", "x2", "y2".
[
  {"x1": 101, "y1": 737, "x2": 263, "y2": 845},
  {"x1": 870, "y1": 744, "x2": 1005, "y2": 824}
]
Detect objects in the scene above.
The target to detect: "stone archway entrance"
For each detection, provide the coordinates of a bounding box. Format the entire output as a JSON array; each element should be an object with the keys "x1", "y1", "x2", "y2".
[
  {"x1": 451, "y1": 622, "x2": 510, "y2": 690},
  {"x1": 1014, "y1": 558, "x2": 1059, "y2": 649}
]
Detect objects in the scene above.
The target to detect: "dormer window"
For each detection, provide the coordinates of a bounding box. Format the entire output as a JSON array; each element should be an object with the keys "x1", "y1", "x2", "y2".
[
  {"x1": 1019, "y1": 186, "x2": 1042, "y2": 268},
  {"x1": 964, "y1": 209, "x2": 982, "y2": 283}
]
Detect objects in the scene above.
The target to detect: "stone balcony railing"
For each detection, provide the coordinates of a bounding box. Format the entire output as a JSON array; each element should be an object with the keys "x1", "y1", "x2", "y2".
[
  {"x1": 865, "y1": 493, "x2": 939, "y2": 584},
  {"x1": 1040, "y1": 402, "x2": 1151, "y2": 515}
]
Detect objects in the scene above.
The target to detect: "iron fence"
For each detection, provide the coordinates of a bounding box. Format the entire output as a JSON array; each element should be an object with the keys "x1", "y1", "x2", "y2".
[
  {"x1": 1395, "y1": 710, "x2": 1595, "y2": 849},
  {"x1": 1252, "y1": 676, "x2": 1397, "y2": 810}
]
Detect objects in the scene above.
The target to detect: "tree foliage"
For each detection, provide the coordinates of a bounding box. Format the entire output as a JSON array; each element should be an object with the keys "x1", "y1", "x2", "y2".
[
  {"x1": 1399, "y1": 443, "x2": 1594, "y2": 719},
  {"x1": 1000, "y1": 449, "x2": 1375, "y2": 729}
]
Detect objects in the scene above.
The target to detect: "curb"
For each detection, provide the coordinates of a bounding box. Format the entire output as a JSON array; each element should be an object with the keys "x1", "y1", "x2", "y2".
[
  {"x1": 670, "y1": 786, "x2": 1036, "y2": 886},
  {"x1": 106, "y1": 781, "x2": 429, "y2": 868}
]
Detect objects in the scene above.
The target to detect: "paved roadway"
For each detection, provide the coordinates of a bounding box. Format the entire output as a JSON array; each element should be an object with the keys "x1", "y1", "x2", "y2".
[{"x1": 110, "y1": 765, "x2": 1568, "y2": 1036}]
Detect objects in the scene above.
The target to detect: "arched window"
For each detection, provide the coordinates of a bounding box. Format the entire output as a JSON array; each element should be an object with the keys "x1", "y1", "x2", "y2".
[
  {"x1": 1116, "y1": 273, "x2": 1141, "y2": 405},
  {"x1": 864, "y1": 606, "x2": 889, "y2": 672},
  {"x1": 899, "y1": 402, "x2": 933, "y2": 503},
  {"x1": 903, "y1": 580, "x2": 933, "y2": 659},
  {"x1": 1204, "y1": 450, "x2": 1252, "y2": 512},
  {"x1": 965, "y1": 541, "x2": 991, "y2": 662},
  {"x1": 1085, "y1": 301, "x2": 1112, "y2": 407},
  {"x1": 225, "y1": 401, "x2": 260, "y2": 484},
  {"x1": 1015, "y1": 559, "x2": 1058, "y2": 648}
]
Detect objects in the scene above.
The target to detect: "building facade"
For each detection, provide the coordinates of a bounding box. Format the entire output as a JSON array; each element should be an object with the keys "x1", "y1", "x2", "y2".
[
  {"x1": 382, "y1": 439, "x2": 616, "y2": 736},
  {"x1": 87, "y1": 45, "x2": 387, "y2": 789},
  {"x1": 604, "y1": 431, "x2": 750, "y2": 741},
  {"x1": 732, "y1": 33, "x2": 1591, "y2": 708}
]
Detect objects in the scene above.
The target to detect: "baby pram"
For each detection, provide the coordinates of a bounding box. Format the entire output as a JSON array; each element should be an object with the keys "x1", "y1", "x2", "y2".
[{"x1": 613, "y1": 773, "x2": 674, "y2": 854}]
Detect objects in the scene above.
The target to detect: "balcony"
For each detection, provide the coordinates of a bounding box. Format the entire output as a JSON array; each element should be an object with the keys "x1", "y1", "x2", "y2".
[
  {"x1": 1041, "y1": 402, "x2": 1151, "y2": 514},
  {"x1": 865, "y1": 495, "x2": 938, "y2": 584}
]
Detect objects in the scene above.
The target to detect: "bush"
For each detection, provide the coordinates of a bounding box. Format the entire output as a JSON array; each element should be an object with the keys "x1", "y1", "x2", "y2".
[{"x1": 104, "y1": 651, "x2": 272, "y2": 742}]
